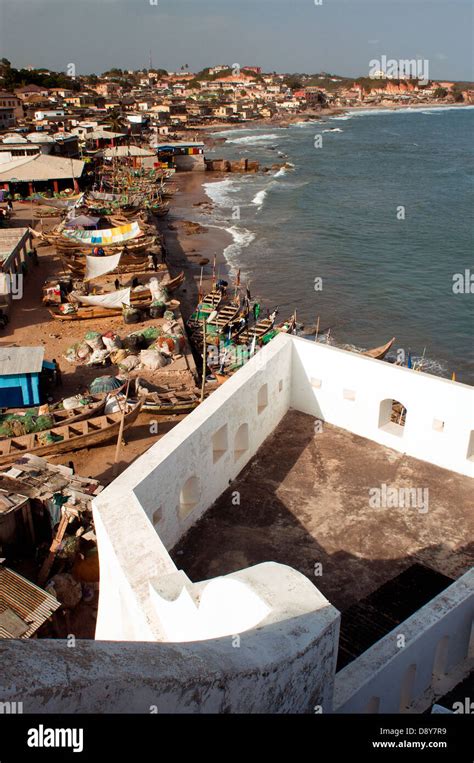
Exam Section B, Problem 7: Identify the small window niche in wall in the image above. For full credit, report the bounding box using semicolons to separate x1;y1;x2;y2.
399;664;417;711
234;423;249;462
212;424;228;464
152;507;162;527
467;431;474;462
343;389;356;401
278;379;283;393
257;383;268;414
379;399;407;437
433;418;444;433
179;476;200;520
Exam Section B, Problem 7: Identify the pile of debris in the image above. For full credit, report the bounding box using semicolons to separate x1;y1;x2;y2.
0;454;102;542
0;455;102;591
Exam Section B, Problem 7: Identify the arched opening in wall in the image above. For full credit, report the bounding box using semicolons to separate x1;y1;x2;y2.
399;663;417;711
365;696;380;714
234;423;249;463
467;431;474;461
257;383;268;414
379;398;407;437
179;476;200;520
212;424;228;463
432;635;450;684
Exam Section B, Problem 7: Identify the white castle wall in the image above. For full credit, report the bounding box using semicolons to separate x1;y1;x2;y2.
334;569;474;713
0;569;339;713
291;337;474;477
1;334;471;713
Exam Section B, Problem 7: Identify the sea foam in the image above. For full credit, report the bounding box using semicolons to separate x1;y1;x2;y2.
225;133;280;145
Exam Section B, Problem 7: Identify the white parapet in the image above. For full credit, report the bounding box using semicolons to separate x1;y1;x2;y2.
291;336;474;477
4;334;468;713
333;569;474;714
88;334;340;712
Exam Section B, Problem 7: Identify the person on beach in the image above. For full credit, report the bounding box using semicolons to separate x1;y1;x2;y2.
253;302;261;322
52;359;62;386
114;278;120;291
152;252;158;271
216;279;228;296
6;199;13;212
269;308;279;327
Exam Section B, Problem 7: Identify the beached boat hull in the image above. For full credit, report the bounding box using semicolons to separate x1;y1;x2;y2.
0;400;143;466
363;336;396;361
0;395;107;438
48;306;124;321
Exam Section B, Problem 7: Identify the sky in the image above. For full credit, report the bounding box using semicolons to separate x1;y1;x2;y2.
0;0;472;81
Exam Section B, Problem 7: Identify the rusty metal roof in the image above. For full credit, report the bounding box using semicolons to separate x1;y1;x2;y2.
0;565;60;638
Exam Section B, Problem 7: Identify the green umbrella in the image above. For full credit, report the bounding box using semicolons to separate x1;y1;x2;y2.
89;375;123;394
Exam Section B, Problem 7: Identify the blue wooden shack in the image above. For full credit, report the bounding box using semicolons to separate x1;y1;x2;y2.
0;347;45;408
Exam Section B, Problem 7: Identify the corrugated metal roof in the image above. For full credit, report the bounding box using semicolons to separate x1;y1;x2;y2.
0;566;60;638
0;346;45;376
0;154;84;182
0;227;31;260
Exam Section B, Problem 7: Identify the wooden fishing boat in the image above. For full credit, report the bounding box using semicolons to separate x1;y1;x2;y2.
208;303;241;330
276;315;297;334
362;337;396;361
0;399;144;466
55;237;157;257
48;305;128;321
63;250;151;269
63;258;150;278
189;303;241;349
0;395;107;439
187;291;223;329
200;291;222;309
51;232;157;256
142;387;202;415
65;272;184;311
235;317;274;345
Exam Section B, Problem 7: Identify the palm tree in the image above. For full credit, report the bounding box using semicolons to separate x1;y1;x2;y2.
107;110;127;133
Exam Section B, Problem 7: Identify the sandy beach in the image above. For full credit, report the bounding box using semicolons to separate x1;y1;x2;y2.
156;171;234;321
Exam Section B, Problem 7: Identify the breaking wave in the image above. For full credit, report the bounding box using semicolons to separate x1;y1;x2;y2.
225;133;280;145
223;225;256;267
203;178;240;206
252;189;267;207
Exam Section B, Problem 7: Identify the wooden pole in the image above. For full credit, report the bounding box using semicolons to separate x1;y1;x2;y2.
200;318;207;402
416;346;426;372
37;509;70;586
113;379;130;476
315;315;320;342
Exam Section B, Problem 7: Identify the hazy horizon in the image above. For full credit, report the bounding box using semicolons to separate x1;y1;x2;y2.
0;0;472;81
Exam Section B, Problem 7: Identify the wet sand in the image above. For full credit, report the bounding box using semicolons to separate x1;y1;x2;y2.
156;171;233;321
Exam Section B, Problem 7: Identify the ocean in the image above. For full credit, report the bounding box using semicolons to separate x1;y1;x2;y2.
200;106;474;383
